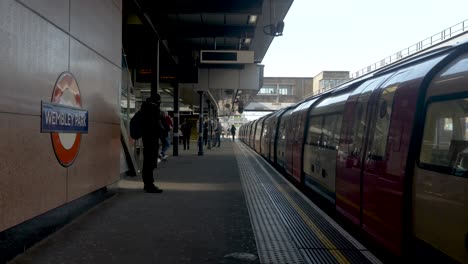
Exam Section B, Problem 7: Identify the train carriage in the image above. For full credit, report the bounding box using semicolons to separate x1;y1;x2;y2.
269;108;292;163
276;107;296;169
286;99;319;182
260;113;276;158
239;34;468;262
254;115;269;154
412;50;468;263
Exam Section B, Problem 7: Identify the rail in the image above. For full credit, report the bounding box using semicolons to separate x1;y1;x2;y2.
351;19;468;79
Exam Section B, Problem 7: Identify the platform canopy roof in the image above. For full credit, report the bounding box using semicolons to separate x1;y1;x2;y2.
123;0;294;116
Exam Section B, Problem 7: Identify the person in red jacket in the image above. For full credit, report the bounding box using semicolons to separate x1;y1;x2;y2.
160;111;173;160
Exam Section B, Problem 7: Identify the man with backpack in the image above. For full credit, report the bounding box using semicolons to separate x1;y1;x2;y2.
139;95;163;193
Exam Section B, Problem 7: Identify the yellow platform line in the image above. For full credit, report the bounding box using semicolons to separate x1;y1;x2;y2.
276;183;351;264
248;148;350;264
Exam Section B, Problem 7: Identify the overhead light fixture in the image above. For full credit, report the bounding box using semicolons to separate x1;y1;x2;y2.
244;38;251;44
248;15;257;24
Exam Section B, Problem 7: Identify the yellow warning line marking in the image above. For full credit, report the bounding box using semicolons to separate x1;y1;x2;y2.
275;183;351;264
245;146;351;264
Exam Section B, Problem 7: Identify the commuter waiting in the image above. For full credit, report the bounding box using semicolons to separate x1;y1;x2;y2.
159;111;172;160
214;118;222;147
180;118;192;150
230;125;236;141
141;95;163;193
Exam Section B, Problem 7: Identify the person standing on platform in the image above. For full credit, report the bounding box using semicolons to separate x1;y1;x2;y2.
160;111;173;160
214;118;222;147
141;95;163;193
178;122;184;145
203;120;209;146
230;125;236;142
181;118;192;150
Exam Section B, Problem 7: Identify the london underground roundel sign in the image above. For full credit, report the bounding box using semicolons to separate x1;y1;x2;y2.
41;72;88;167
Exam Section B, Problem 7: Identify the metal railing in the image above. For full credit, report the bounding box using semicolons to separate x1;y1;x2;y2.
351;19;468;79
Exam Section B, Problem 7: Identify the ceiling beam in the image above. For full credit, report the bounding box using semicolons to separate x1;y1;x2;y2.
165;24;255;38
146;0;263;14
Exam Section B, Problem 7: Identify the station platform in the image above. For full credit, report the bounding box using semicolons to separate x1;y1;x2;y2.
10;139;382;264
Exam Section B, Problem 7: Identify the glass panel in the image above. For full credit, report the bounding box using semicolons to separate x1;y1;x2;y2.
420;98;468;176
368;85;397;160
307;116;323;145
278;85;292;95
349;90;372;157
259;84;276;94
322;115;337;149
333;115;343;149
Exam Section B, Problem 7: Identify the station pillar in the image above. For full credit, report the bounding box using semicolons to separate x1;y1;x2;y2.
197;91;204;156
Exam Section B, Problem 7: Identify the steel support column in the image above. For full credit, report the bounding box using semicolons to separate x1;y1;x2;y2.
172;81;179;156
151;40;159;98
207;100;212;150
197;91;204;156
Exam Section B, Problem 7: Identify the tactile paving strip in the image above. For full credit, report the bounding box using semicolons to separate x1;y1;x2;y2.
236;145;305;264
235;143;381;264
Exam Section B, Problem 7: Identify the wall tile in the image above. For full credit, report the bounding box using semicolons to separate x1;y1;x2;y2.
0;0;69;116
67;122;120;202
18;0;70;32
70;39;120;124
70;0;122;66
0;114;67;232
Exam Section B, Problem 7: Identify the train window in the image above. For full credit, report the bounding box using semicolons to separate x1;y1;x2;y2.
333;115;343;148
322;115;335;148
307;116;323;146
323;114;342;150
419;98;468;176
350;97;369;156
368;85;397;160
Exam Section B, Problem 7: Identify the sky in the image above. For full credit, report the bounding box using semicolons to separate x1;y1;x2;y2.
261;0;468;77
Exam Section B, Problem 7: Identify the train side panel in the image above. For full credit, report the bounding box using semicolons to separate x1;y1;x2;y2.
413;52;468;263
250;120;258;149
291;100;318;182
271;109;288;163
260;115;274;158
303;93;348;203
336;77;384;226
254;116;267;153
277;109;294;169
362;55;455;256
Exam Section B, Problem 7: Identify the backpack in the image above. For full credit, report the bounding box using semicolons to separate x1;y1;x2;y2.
130;110;143;139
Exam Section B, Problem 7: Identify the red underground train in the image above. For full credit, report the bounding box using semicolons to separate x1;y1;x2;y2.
240;34;468;263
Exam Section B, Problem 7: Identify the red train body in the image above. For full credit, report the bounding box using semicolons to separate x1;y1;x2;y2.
239;34;468;263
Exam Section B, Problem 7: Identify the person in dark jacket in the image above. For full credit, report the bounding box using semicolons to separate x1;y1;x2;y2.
230;125;236;141
203;120;209;146
141;95;163;193
180;118;192;150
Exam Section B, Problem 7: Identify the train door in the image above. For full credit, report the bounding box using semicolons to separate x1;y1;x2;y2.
285;112;298;177
291;111;304;182
361;81;401;254
413;53;468;263
272;109;286;164
252;120;259;150
336;76;389;225
285;112;295;172
261;116;269;158
256;117;265;153
293;101;317;183
277;109;293;168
